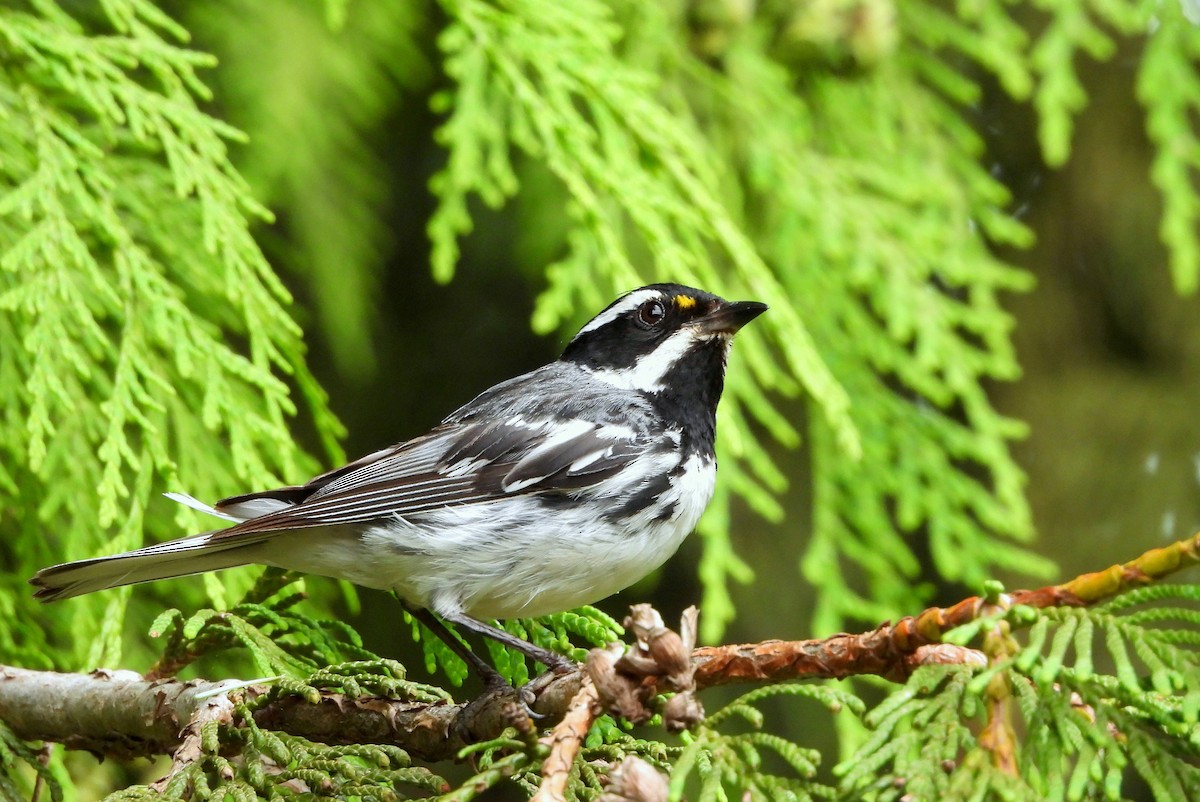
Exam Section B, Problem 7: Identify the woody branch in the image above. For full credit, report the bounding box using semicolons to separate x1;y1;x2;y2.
0;533;1197;766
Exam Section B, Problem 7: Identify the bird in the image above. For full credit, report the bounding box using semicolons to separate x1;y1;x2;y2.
31;283;767;681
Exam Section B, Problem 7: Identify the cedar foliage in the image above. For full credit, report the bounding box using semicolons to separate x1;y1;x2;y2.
1;0;1199;799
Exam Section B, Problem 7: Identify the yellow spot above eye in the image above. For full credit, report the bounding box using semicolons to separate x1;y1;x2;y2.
675;295;697;310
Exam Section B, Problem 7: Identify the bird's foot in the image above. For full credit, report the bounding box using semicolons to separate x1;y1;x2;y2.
453;676;539;746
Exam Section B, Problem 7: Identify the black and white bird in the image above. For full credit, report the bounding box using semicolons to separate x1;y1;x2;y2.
31;284;766;676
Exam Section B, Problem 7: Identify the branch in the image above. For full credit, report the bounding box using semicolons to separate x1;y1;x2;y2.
531;606;702;802
977;602;1019;775
530;678;601;802
0;666;236;761
3;532;1198;765
699;529;1200;686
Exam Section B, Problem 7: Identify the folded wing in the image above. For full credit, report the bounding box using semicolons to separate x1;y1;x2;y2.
209;419;647;537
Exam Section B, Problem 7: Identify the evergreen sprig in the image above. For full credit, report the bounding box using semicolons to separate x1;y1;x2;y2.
836;583;1200;801
668;684;854;802
648;1;1054;635
147;570;374;679
1136;2;1200;293
107;699;449;801
0;0;341;673
187;0;433;377
0;719;59;802
912;0;1200;292
3;1;1200;800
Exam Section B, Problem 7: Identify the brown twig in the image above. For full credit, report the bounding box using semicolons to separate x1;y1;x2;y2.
530;607;704;801
30;743;51;802
696;530;1200;688
150;690;237;792
530;677;602;802
598;756;669;802
976;595;1019;775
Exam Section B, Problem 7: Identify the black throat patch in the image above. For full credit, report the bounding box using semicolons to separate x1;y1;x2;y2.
646;337;729;458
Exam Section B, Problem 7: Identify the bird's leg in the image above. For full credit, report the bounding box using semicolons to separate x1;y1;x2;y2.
440;610;576;674
403;604;510;689
404;604;553;744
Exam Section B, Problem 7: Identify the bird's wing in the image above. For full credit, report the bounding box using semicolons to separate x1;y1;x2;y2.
207;443;413;520
209;419;649;536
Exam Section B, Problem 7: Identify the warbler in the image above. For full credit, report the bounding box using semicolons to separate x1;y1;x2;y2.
31;284;766;677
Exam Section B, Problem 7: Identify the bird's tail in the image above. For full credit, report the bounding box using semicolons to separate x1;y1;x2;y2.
29;533;265;602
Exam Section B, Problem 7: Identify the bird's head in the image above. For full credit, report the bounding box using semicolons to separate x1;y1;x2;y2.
561;284;767;397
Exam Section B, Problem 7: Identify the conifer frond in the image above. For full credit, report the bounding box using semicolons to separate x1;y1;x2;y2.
404;604;623;686
0;719;60;802
188;0;433;377
668;684;842;802
1027;1;1136;166
147;571;374;679
836;579;1200;801
1136;3;1200;294
0;1;340;671
111;696;450;800
489;607;626;684
4;2;1200;800
652;8;1051;635
912;0;1200;292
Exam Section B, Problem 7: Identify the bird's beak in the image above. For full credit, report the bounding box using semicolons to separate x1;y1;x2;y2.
696;300;768;335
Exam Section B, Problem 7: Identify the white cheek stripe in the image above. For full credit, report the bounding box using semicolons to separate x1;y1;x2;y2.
570;289;660;342
586;327;726;393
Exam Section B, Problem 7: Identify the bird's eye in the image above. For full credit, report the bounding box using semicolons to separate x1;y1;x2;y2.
638;300;666;327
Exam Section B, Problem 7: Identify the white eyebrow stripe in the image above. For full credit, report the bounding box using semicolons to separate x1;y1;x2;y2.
570;289;661;341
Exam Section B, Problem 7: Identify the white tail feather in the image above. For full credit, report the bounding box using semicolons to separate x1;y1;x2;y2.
165;491;296;522
164;492;243;522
